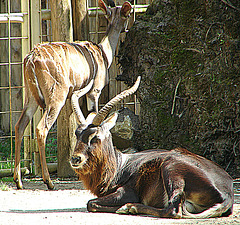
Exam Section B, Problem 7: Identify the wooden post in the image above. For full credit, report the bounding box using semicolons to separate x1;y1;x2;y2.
71;0;89;117
57;100;77;177
49;0;76;177
50;0;73;42
31;0;42;176
21;0;32;172
72;0;89;41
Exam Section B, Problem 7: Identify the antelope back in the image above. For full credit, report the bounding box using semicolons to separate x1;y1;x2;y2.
24;42;107;106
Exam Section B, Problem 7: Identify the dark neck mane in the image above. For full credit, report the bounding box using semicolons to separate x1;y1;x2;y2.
78;136;120;197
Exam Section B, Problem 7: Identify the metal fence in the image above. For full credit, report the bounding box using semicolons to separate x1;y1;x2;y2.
0;0;32;174
0;0;149;176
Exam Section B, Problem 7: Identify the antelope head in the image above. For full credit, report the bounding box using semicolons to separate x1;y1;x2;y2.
70;76;141;172
99;0;132;68
99;0;132;32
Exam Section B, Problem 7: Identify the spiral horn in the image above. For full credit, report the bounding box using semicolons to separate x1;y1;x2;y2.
92;76;141;126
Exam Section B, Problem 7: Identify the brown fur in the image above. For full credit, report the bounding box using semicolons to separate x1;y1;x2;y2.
74;138;118;197
69;75;233;218
71;121;233;218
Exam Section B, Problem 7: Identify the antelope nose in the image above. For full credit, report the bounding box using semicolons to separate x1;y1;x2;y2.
71;156;82;165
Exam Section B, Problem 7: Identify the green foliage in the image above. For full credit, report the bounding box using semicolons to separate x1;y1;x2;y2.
0;138;20;170
0;133;57;170
1;177;13;182
0;177;13;191
45;136;57;163
0;181;11;191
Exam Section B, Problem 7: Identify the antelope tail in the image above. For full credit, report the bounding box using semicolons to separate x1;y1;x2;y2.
182;197;233;218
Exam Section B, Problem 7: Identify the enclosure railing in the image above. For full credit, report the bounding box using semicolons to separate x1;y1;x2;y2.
0;0;30;176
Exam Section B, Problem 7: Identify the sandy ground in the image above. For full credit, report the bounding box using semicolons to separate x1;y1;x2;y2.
0;179;240;225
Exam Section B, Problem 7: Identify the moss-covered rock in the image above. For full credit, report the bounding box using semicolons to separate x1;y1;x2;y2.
118;0;240;177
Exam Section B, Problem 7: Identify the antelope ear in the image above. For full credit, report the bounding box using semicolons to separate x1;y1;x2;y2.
100;112;118;132
99;0;111;17
121;2;132;18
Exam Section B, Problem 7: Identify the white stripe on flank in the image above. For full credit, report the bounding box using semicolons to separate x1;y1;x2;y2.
30;60;44;102
41;46;59;74
47;44;67;78
71;44;87;86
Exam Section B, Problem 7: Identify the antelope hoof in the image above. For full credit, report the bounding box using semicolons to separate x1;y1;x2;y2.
44;179;54;190
116;203;138;215
14;178;23;189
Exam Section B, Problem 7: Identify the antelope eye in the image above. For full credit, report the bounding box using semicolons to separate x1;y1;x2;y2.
88;132;98;145
75;129;81;138
89;135;98;145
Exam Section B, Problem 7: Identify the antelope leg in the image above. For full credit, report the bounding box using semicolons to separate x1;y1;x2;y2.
14;97;38;189
36;102;65;190
117;193;184;219
71;80;94;124
87;186;139;213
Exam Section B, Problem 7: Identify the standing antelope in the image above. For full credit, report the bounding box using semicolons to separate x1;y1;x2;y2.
14;0;132;190
70;76;233;219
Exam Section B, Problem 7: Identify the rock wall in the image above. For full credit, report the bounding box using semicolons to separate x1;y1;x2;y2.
118;0;240;177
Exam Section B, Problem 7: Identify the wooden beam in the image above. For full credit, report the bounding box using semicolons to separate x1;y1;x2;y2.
41;9;51;20
0;13;24;23
88;5;149;17
50;0;73;42
0;163;57;178
31;0;42;176
72;0;89;41
49;0;75;178
21;0;31;173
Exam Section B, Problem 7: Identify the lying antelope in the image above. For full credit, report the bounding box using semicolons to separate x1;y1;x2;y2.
14;0;132;190
70;76;234;218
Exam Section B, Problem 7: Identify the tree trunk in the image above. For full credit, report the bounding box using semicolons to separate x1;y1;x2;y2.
72;0;89;41
71;0;89;118
57;100;77;177
50;0;73;42
50;0;75;177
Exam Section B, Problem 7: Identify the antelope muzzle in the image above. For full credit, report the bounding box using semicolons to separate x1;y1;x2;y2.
70;154;87;169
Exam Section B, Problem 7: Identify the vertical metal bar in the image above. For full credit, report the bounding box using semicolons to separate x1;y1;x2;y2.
95;0;98;43
46;0;52;42
8;0;13;172
31;0;42;176
22;0;31;172
39;0;42;42
133;0;136;22
31;0;42;48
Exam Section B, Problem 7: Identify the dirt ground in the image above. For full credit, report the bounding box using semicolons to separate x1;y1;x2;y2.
0;178;240;225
